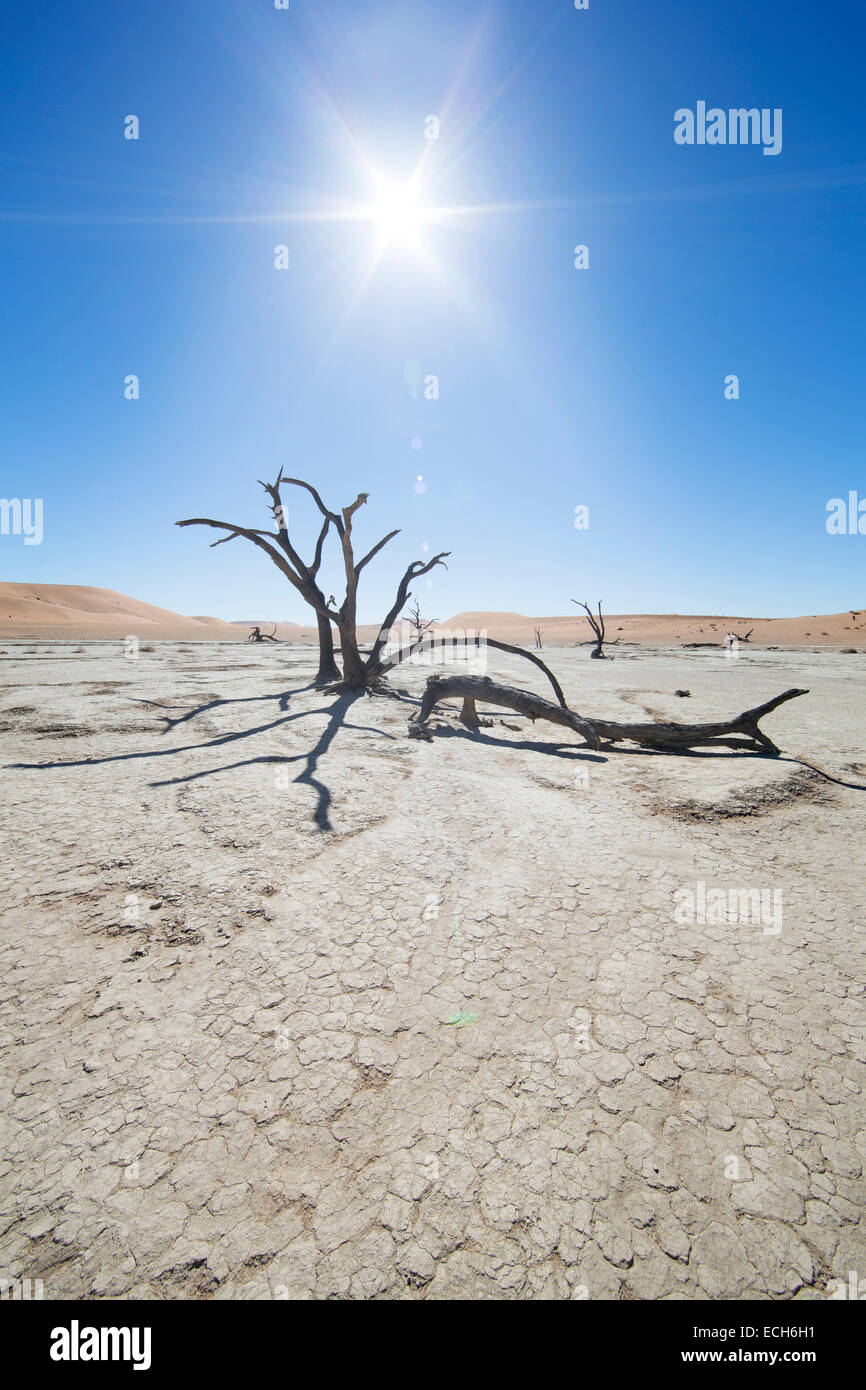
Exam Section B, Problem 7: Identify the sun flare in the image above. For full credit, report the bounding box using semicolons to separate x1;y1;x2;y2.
370;178;426;247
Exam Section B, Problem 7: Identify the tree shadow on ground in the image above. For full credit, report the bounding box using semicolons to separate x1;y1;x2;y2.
422;721;866;789
421;722;607;764
6;687;395;831
151;690;393;829
126;680;320;732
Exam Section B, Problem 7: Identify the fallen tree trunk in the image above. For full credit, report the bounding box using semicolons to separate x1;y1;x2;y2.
411;676;601;748
411;676;809;756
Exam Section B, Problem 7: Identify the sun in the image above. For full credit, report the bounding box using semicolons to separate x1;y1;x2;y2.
370;178;426;248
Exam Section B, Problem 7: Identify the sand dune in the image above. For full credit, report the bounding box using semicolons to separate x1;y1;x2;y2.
1;584;863;647
440;609;866;648
0;585;240;639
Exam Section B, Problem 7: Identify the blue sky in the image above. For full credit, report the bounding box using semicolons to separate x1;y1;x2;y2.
1;0;864;621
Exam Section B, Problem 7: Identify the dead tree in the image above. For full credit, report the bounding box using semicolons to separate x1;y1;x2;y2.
572;599;607;658
412;676;808;757
248;625;279;644
534;628;543;650
728;629;754;643
178;476;448;689
402;600;438;644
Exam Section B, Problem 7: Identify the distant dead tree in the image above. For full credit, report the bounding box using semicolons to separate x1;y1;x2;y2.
572;599;607;658
727;628;754;643
402;599;438;644
534;628;543;650
248;625;278;644
178;474;448;689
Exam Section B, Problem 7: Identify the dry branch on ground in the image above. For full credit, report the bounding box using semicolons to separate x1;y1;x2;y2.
411;674;809;756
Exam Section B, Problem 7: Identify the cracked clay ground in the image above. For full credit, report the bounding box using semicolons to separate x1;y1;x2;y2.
0;640;864;1300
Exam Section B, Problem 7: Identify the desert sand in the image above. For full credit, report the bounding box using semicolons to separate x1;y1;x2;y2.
441;610;866;650
1;637;864;1299
0;585;241;640
2;584;864;650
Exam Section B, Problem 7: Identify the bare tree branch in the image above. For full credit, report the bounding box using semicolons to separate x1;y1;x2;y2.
375;633;567;706
280;476;343;531
177;519;306;591
176;498;342;682
355;529;400;577
257;473;325;585
311;515;330;577
209;528;278;549
365;552;450;677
